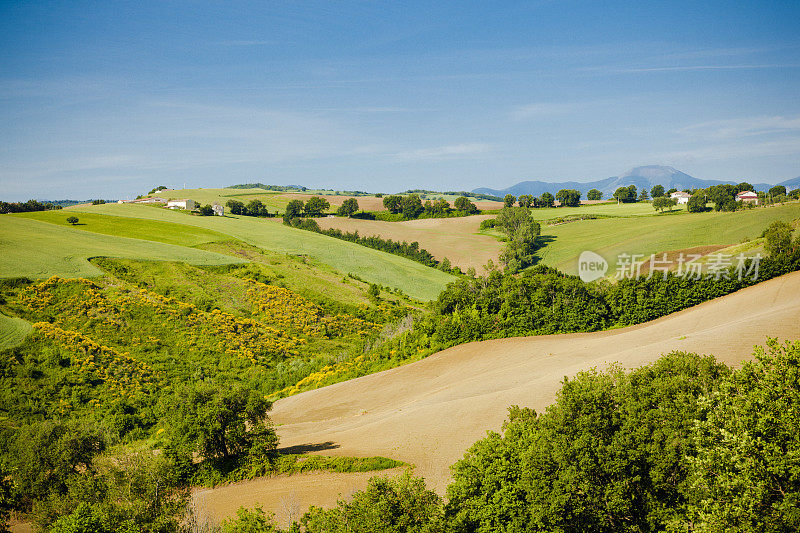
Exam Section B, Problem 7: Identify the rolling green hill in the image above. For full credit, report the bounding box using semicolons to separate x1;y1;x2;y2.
0;216;244;279
67;203;456;301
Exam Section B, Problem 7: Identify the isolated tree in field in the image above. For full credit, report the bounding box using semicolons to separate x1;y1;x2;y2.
503;194;516;207
66;216;78;225
638;188;650;202
226;199;245;215
304;196;330;216
650;184;664;198
337;198;359;217
284;199;304;220
587;189;603;200
539;192;555;208
555;189;581;207
453;196;477;213
382;195;403;214
769;185;787;198
517;194;534;208
652;196;677;213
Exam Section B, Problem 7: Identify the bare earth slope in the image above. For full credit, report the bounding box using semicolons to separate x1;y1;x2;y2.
316;215;502;271
199;271;800;523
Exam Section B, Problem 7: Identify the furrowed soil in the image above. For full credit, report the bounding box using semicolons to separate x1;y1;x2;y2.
197;270;800;527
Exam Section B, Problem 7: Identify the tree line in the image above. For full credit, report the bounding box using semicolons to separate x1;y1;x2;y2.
0;200;63;214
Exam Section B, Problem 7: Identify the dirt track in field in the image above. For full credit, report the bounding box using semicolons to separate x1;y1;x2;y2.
316;214;503;271
197;271;800;527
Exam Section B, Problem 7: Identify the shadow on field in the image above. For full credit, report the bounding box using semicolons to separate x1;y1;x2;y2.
531;235;557;265
278;441;340;455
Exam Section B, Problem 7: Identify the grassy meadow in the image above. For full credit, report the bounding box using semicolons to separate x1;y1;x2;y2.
67;203;456;301
0;216;244;279
536;202;800;274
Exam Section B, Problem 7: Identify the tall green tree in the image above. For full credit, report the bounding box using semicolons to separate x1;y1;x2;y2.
587;188;603;200
401;194;424;219
453;196;477;213
503;194;516;207
304;196;330;216
650;184;665;198
382;195;403;214
539;192;555;208
685;340;800;532
555;189;581;207
336;198;359;217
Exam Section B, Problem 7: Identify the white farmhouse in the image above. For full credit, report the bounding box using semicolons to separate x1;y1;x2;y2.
166;199;196;210
212;204;224;216
735;191;758;204
670;191;691;204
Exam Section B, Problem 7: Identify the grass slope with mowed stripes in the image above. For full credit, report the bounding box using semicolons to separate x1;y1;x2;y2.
0;313;32;350
67;204;456;301
537;202;800;274
0;216;244;279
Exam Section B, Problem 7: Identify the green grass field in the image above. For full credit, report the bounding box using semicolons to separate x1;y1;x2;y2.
17;210;232;247
66;203;456;301
0;216;244;279
148;188;287;209
536;203;800;274
533;201;680;221
0;312;32;349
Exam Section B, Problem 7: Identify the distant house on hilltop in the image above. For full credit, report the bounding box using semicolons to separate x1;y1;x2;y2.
736;191;758;204
670;191;691;204
166;199;196;210
212;204;224;216
131;197;166;204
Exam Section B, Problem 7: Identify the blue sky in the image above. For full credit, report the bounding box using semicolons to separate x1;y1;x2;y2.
1;1;799;200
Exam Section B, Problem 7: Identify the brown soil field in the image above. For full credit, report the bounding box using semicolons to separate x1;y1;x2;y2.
316;214;503;271
197;271;800;527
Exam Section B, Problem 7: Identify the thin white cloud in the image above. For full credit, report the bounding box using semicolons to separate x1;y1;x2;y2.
609;64;799;73
679;115;800;140
512;102;581;120
394;143;491;161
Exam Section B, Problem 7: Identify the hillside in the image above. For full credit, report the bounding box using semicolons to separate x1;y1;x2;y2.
196;270;800;524
474;165;778;198
60;203;457;301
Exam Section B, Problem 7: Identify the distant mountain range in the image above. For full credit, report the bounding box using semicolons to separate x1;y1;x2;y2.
473;165;798;199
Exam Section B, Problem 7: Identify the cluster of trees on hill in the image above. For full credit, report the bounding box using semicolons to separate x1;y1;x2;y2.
0;200;63;214
228;183;307;191
501;190;582;208
216;340;800;533
226;199;277;217
405;189;504;202
382;194;479;220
